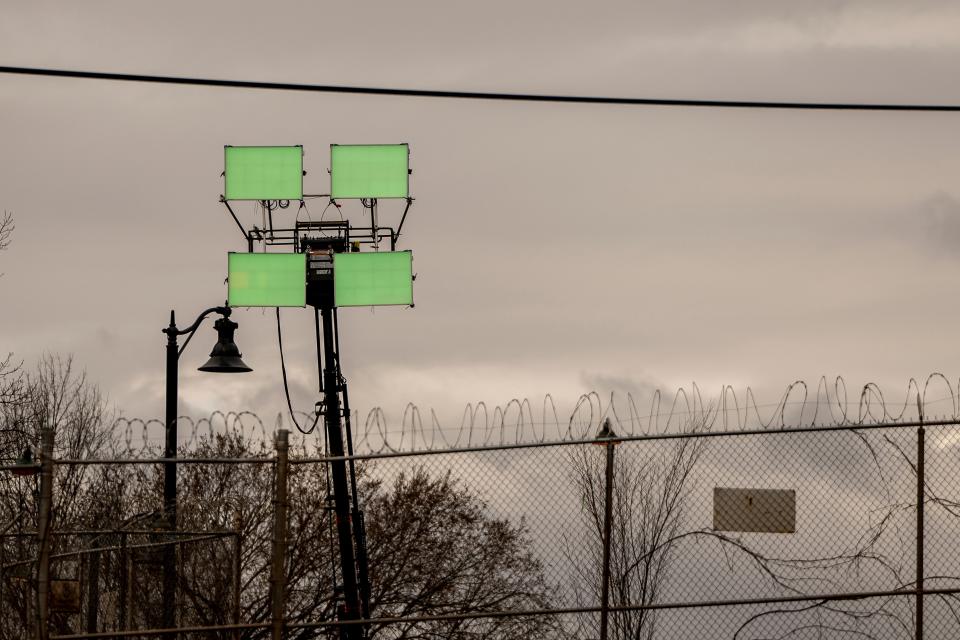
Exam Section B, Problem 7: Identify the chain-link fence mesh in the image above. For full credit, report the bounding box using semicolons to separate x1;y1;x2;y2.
2;422;959;638
1;530;239;639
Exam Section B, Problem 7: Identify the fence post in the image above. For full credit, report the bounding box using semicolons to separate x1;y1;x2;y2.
916;400;925;640
595;418;618;640
270;429;290;640
36;426;54;640
0;532;5;639
86;547;100;633
118;532;128;632
233;525;242;640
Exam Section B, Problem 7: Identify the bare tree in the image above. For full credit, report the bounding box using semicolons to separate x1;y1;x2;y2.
0;211;12;254
0;211;21;409
0;354;113;638
72;430;333;637
567;423;706;640
0;355;113;527
68;431;560;639
564;416;960;639
364;467;561;639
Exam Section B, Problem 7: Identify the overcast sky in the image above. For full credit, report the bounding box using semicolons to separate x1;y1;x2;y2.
3;1;960;441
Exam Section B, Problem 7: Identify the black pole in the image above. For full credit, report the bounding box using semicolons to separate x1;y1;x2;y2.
320;305;363;639
36;427;54;640
18;493;28;639
333;309;371;619
160;304;242;634
85;548;100;633
599;441;615;640
0;532;5;639
118;533;129;632
270;430;290;640
233;529;241;640
163;310;178;634
343;379;371;621
916;424;925;640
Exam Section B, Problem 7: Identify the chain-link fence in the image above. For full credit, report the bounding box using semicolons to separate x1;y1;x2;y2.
1;530;239;639
2;420;959;638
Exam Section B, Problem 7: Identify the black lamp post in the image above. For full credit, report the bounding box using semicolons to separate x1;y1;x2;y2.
3;430;53;639
161;305;251;631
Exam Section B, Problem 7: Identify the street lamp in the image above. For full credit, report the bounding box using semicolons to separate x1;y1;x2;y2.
1;445;40;532
161;305;251;631
11;446;41;478
1;447;40;537
2;429;54;640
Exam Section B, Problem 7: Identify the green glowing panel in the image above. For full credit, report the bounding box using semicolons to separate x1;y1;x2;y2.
228;253;306;307
334;251;413;307
330;144;409;199
224;146;303;201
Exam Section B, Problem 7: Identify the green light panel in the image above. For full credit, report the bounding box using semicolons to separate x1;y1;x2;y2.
224;146;303;201
334;251;413;307
228;253;306;307
330;144;409;199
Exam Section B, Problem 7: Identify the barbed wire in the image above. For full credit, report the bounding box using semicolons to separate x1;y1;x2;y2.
100;373;960;457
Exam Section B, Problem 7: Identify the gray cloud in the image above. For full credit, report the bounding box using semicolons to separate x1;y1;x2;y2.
3;1;960;429
919;193;960;257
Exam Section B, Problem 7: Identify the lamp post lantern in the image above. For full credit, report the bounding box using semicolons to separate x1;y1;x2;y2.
161;305;251;632
2;438;44;639
11;447;40;478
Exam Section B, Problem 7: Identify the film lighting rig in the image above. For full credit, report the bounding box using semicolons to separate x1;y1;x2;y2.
220;144;416;639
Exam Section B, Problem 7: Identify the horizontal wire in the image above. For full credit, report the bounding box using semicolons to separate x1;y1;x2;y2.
306;417;960;463
3;65;960;112
47;587;960;638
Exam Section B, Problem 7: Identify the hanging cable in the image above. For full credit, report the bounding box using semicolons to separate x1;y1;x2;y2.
276;307;321;435
294;200;310;227
314;307;324;399
4;65;960;112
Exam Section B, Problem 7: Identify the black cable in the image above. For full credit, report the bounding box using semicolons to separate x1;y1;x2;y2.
314;307;324;399
276;307;320;435
3;65;960;112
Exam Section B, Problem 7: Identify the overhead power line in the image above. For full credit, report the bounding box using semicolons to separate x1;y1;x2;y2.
2;65;960;112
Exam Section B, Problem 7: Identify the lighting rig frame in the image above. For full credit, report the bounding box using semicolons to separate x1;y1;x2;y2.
220;195;413;254
218;151;414;639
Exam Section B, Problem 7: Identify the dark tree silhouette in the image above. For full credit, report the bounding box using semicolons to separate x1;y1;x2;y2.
27;429;560;639
0;355;113;638
364;467;560;639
